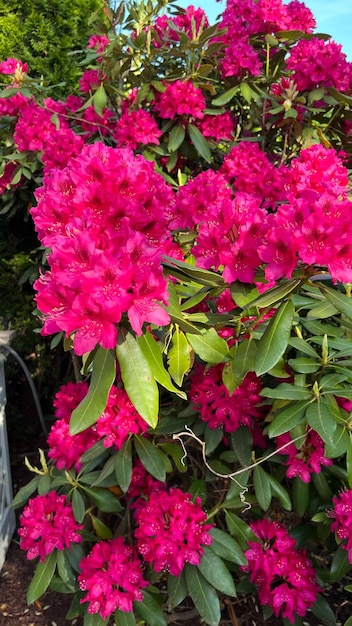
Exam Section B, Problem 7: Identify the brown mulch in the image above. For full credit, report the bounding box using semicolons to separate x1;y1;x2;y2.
2;446;352;626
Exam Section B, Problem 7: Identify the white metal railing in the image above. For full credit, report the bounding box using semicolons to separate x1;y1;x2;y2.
0;345;15;571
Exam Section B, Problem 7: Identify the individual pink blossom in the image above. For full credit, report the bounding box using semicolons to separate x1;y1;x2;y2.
14;102;57;152
282;0;316;32
220;39;262;79
79;69;107;93
42;127;85;174
18;491;82;562
53;381;89;420
197;111;234;142
127;460;166;506
0;57;28;75
151;6;209;46
242;519;319;623
134;487;213;575
0;162;23;194
114;109;161;149
287;38;351;92
96;385;149;449
153;80;206;120
189;365;263;432
328;490;352;563
78;538;148;618
275;429;333;482
87;35;110;54
80;104;115;138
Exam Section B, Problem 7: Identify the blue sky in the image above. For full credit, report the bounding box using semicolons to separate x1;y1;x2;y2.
173;0;352;59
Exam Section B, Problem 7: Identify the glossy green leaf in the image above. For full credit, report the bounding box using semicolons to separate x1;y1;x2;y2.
212;85;239;106
70;348;116;435
230;427;252;467
288;337;320;358
209;527;247;566
93;84;108;117
167;326;192;387
253;465;272;511
268;400;310;438
197;547;236;597
243;279;301;312
232;338;257;379
11;475;39;509
72;488;86;523
114;439;133;492
188;479;207;504
84;613;109;626
185;564;221;626
292;476;309;516
225;511;258;548
266;474;292;511
83;486;122;513
317;284;352;321
330;545;352;582
116;330;159;429
288;357;320;374
311;594;337;625
306;399;337;446
27;550;57;604
255;300;295;375
188;124;212;163
134;589;167;626
307;300;338;319
163;256;224;287
311;472;332;501
167;571;188;610
168;124;185;152
115;609;137;626
261;384;311;400
158;443;188;473
134;435;166;482
138;331;186;399
56;550;76;588
187;328;230;364
90;514;113;540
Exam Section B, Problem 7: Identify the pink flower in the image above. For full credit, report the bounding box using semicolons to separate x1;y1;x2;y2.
79;68;106;93
18;491;82;562
287;38;351;92
153;80;206;120
242;519;319;623
134;487;213;575
328;490;352;563
0;57;28;75
220;39;262;79
96;385;149;449
114;109;161;150
197;111;234;142
78;538;148;618
276;430;332;483
87;35;110;54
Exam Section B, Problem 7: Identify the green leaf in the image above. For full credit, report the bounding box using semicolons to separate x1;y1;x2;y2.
72;488;86;523
83;486;122;513
268;400;310;438
163;256;224;287
93;84;108;117
330;545;352;582
168;124;185;152
27;551;57;604
56;550;76;588
311;472;332;501
243;279;301;312
115;609;137;626
253;466;272;511
167;326;192;387
197;547;236;597
84;613;109;626
230;282;258;308
90;514;113;540
209;527;247;566
306;398;337;446
261;384;311;401
225;511;258;549
292;477;309;516
138;331;186;399
167;571;188;610
188;124;212;163
158;443;188;473
114;439;133;492
288;357;320;374
266;475;292;511
311;595;337;625
185;564;221;626
307;300;338;319
186;328;230;364
212;85;239;106
116;330;159;429
70;347;116;435
232;338;257;379
255;300;295;375
11;476;39;509
318;284;352;321
134;435;166;482
230;427;252;467
288;337;320;358
134;590;167;626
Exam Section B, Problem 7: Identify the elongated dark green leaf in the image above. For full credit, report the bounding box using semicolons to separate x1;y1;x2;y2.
209;527;247;566
186;328;230;364
90;514;113;540
243;279;301;312
134;590;167;626
114;439;133;492
163;256;224;286
84;612;109;626
311;595;337;625
56;550;76;587
116;330;159;429
225;511;258;548
306;399;337;446
70;347;116;435
168;124;185;152
330;545;352;582
27;550;57;604
212;85;239;106
185;564;221;626
288;337;320;358
324;425;350;459
255;300;295;375
253;466;272;511
261;384;311;401
134;435;166;481
115;609;137;626
188;124;212;163
11;476;39;509
138;331;186;399
93;84;108;117
288;357;320;374
167;571;188;610
266;474;292;511
72;488;86;523
232;338;257;379
312;472;332;501
197;547;236;596
317;285;352;321
292;476;309;516
268;400;310;438
230;427;252;467
167;327;192;387
83;486;122;513
307;300;338;319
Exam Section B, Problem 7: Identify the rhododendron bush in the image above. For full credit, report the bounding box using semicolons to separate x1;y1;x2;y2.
5;0;352;624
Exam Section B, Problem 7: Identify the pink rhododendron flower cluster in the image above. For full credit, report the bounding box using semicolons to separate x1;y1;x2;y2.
0;57;28;75
197;111;235;142
87;34;110;54
328;490;352;563
152;5;209;46
31;142;173;354
18;491;82;561
189;365;263;432
152;80;206;120
134;487;213;575
276;429;333;482
79;68;106;93
114;108;161;149
96;385;149;448
127;459;166;505
287;38;352;92
242;519;319;623
78;537;148;618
